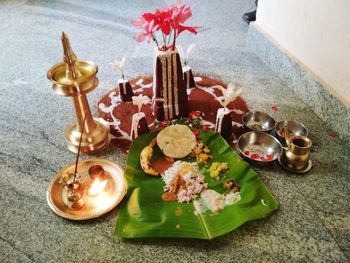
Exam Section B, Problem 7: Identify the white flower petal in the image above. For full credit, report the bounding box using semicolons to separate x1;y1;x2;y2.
110;55;128;76
132;94;150;112
186;43;196;59
215;82;243;108
177;45;185;63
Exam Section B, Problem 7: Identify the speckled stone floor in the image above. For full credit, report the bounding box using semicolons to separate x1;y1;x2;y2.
0;0;349;262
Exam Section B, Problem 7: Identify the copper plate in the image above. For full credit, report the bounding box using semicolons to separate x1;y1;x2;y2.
47;158;126;220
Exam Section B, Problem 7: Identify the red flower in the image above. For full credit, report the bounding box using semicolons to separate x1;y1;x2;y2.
189;111;195;119
131;12;156;29
271;106;278;111
131;17;147;29
132;1;199;50
154;8;173;35
193;129;200;138
177;24;198;36
201;125;209;132
134;20;159;43
251;153;260;159
189;110;202;119
171;2;192;25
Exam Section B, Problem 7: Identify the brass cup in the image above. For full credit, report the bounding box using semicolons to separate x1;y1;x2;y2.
284;135;312;170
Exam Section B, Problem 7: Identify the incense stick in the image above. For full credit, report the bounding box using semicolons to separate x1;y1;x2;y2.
73;113;87;183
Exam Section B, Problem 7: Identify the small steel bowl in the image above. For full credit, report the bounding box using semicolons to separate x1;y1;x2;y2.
237;131;282;166
275;120;308;145
242;111;276;133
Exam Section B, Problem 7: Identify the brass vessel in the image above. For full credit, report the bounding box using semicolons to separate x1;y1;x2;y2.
284;134;312;170
47;32;110;154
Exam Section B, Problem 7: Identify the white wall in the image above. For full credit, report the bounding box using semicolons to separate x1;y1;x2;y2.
255;0;350;107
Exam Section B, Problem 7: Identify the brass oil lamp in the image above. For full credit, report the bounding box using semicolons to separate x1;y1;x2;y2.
47;32;110;154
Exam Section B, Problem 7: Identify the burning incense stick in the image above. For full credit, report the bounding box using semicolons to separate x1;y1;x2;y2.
73;113;87;183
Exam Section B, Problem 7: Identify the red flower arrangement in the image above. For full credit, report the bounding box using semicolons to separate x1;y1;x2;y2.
132;1;198;51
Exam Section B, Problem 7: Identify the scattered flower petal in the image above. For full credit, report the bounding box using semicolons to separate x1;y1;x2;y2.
251;153;260;159
132;94;150;112
201;125;209;132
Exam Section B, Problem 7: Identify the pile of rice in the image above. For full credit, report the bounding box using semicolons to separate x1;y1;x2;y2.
162;161;207;203
194;190;241;214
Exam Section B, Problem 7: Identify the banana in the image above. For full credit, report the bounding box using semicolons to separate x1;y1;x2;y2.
140;139;159;176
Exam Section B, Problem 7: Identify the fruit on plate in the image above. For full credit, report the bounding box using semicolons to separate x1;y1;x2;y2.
140;138;159;176
157;125;197;159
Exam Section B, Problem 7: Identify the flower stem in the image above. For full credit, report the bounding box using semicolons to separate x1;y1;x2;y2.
172;28;177;50
167;30;172;46
152;34;160;50
162;32;166;50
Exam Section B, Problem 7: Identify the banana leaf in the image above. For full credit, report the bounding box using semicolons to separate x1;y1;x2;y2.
115;131;279;239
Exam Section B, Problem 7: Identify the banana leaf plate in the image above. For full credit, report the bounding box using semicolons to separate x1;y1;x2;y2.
115;131;279;239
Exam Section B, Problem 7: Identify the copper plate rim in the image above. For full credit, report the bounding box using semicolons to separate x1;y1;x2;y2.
46;158;126;220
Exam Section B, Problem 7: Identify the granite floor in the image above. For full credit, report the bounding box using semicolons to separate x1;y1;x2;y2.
0;0;349;262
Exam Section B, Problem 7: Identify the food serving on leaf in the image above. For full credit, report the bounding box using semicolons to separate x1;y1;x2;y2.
140;124;198;176
157;125;197;158
138;123;242;214
140;138;160;176
208;162;228;180
190;140;211;163
161;161;207;202
116;130;280;239
160;160;241;213
194;188;241;214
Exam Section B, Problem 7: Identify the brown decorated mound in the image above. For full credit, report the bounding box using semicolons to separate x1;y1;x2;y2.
98;74;249;152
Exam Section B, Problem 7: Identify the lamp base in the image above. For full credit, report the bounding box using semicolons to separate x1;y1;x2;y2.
64;118;111;154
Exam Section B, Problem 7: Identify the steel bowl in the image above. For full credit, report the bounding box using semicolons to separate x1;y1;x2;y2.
275;120;308;145
237;131;282;166
242;111;276;133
